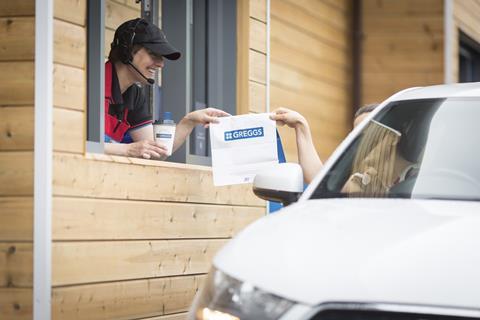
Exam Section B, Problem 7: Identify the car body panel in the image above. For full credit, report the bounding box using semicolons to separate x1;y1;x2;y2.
191;83;480;319
214;199;480;308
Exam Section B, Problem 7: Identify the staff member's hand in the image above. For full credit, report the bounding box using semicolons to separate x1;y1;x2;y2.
270;107;307;129
184;107;230;128
126;140;169;160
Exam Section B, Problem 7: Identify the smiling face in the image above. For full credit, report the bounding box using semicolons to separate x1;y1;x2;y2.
130;46;164;84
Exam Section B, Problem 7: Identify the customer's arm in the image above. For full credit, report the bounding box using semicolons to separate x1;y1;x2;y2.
104;125;169;159
270;108;323;183
172;107;230;152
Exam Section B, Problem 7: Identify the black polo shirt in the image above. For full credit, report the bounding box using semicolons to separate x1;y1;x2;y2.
105;60;153;143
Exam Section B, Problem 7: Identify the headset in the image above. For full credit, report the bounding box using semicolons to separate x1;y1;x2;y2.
112;18;155;84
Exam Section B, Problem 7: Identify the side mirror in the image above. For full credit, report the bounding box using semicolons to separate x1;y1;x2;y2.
253;163;304;206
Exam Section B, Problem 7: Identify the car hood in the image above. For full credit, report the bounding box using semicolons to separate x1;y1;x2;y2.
214;199;480;308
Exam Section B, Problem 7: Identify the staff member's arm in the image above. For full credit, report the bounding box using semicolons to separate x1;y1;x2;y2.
172;107;230;153
104;125;169;159
270;107;323;183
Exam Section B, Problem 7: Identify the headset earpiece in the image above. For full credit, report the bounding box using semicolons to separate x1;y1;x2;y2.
115;18;145;64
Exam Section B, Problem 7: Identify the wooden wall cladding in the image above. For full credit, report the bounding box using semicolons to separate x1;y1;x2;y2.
0;3;34;320
0;107;34;151
0;243;33;288
52;153;263;206
0;198;33;241
54;19;86;69
0;17;35;61
250;0;266;22
0;2;34;17
0;62;34;106
361;0;444;104
54;0;87;26
52;198;264;240
454;0;480;42
0;152;33;196
45;1;267;320
52;275;204;320
238;0;268;115
450;0;480;83
0;288;32;320
53;108;84;153
53;64;86;112
270;0;352;161
53;240;224;285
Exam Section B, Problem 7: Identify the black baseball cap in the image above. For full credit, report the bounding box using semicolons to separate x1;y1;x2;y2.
115;18;181;61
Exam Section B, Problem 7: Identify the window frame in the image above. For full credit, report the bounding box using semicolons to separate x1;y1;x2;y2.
86;0;105;153
162;0;237;165
459;31;480;83
86;0;237;164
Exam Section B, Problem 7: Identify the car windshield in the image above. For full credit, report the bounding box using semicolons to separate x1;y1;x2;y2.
310;98;480;201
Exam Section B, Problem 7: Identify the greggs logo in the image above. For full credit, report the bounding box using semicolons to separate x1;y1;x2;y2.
224;127;264;141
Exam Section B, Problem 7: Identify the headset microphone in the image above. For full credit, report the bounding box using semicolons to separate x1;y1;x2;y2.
128;61;155;85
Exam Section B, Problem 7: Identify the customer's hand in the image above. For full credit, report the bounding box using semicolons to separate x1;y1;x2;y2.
126;140;169;160
270;107;307;129
342;167;378;193
184;107;230;128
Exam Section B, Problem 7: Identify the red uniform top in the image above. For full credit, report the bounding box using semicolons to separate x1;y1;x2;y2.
104;61;152;143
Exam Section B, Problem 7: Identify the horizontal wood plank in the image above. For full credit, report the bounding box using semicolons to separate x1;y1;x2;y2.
271;40;350;87
53;152;264;206
362;72;443;104
53;107;84;154
363;15;443;34
0;152;33;196
249;0;266;22
362;0;442;15
271;0;349;49
283;0;349;31
0;62;34;106
249;18;266;54
53;197;264;240
54;18;86;68
0;107;34;151
361;0;445;106
0;243;32;288
271;18;349;68
0;197;32;241
362;53;443;73
52;275;205;320
270;0;352;161
0;2;34;17
362;33;443;56
105;0;140;30
271;62;349;105
249;50;266;84
249;81;266;113
54;0;87;26
53;63;86;111
324;0;351;12
53;239;224;285
454;0;480;43
0;288;32;320
0;17;34;61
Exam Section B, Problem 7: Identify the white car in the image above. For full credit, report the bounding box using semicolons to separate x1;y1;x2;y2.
189;83;480;320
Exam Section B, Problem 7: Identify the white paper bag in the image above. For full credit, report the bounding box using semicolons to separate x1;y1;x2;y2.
210;113;278;186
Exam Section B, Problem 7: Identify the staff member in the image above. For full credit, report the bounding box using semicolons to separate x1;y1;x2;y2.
105;18;228;159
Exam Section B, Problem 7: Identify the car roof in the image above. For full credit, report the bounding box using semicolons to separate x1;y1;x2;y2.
389;82;480;101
